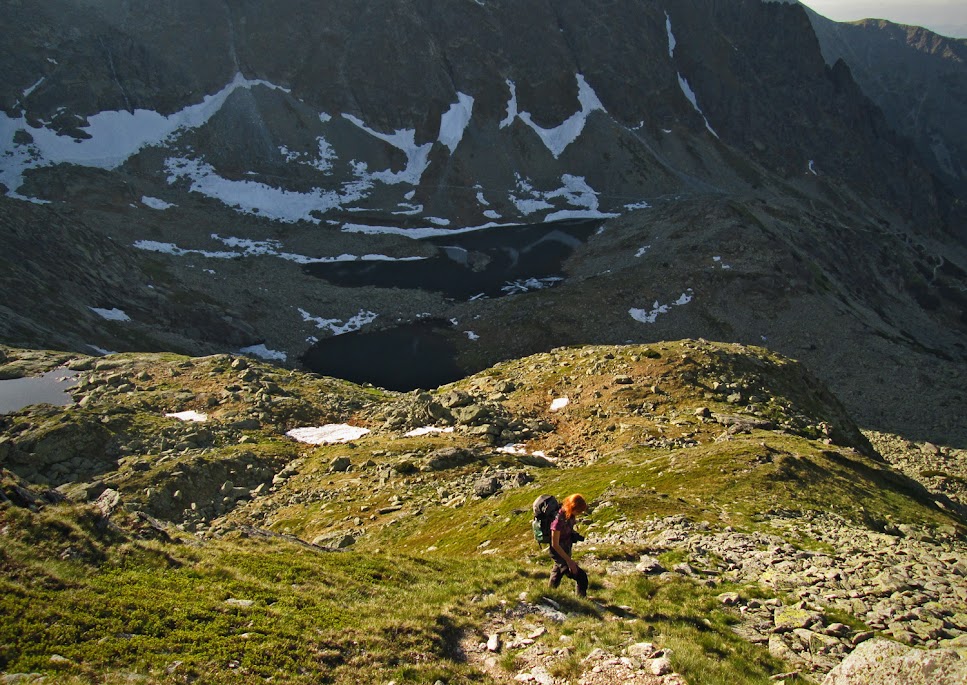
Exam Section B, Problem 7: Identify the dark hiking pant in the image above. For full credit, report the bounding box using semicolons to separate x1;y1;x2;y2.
549;558;588;597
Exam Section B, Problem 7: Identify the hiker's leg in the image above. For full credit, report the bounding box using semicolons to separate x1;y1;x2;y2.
549;561;566;589
573;566;589;597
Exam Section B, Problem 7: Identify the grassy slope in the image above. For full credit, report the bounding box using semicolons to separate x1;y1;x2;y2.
0;341;962;684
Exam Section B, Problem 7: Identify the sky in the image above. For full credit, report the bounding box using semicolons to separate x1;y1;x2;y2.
800;0;967;37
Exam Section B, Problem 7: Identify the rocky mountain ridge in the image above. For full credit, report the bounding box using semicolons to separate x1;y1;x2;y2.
805;8;967;207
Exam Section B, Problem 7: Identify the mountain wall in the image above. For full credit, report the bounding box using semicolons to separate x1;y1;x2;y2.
805;10;967;218
0;0;947;228
0;0;965;445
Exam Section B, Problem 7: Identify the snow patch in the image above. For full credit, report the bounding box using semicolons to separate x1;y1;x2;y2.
141;195;175;210
500;80;519;129
165;410;208;423
164;157;370;224
134;234;422;265
501;276;564;295
239;344;287;362
665;12;677;58
279;137;336;172
341;220;516;240
1;72;288;199
23;77;45;98
438;93;474;154
629;290;693;324
516;74;606;158
87;345;116;356
677;74;718;138
286;424;370;444
299;308;378;336
90;307;131;322
624;200;651;211
393;203;423;216
404;426;455;437
343;114;432;185
497;444;550;460
550;397;570;411
509;173;619;222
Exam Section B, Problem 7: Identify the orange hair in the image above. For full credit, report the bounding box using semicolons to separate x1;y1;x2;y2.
561;493;587;518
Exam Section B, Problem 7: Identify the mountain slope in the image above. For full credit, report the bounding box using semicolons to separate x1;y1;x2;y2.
0;342;965;683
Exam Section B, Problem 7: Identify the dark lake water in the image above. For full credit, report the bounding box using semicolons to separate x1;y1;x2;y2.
0;368;78;413
302;319;465;391
304;218;602;299
301;219;602;390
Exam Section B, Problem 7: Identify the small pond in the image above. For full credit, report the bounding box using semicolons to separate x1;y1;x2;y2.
0;368;79;414
302;320;465;391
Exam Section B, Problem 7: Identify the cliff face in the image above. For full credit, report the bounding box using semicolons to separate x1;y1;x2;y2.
0;0;944;225
806;9;967;217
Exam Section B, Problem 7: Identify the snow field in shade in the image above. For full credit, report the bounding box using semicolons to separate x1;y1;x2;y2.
2;71;651;228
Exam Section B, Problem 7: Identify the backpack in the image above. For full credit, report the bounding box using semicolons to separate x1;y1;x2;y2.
532;494;561;547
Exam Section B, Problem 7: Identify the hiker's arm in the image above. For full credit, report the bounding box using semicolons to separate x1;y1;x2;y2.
551;529;578;574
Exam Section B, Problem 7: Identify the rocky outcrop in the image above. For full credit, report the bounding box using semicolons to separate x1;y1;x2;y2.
0;198;259;357
0;409;115;485
821;638;967;685
466;596;688;685
592;512;967;678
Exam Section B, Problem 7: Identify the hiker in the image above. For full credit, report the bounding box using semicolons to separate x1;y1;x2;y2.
548;493;589;597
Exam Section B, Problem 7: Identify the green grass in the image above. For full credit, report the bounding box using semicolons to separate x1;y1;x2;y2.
358;430;958;564
0;494;818;685
0;503;521;684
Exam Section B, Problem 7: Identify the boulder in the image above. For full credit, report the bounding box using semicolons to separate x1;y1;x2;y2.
312;533;355;549
439;390;473;408
822;639;967;685
328;456;352;472
769;635;801;663
635;555;665;575
474;476;500;498
94;488;122;517
774;605;824;632
626;642;656;658
453;404;492;425
423;447;477;471
647;657;673;676
392;460;419;475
